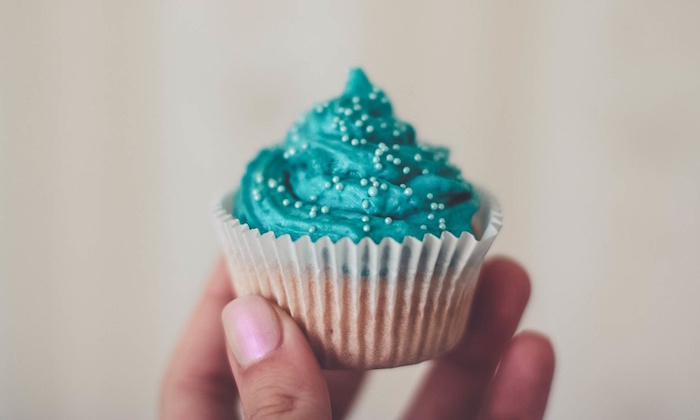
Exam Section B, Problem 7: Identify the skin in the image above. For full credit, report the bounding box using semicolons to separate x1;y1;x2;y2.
160;256;555;420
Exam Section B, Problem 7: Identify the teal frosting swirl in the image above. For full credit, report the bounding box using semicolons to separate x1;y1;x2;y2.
233;68;480;243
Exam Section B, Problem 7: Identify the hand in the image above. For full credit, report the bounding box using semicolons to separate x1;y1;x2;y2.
161;256;555;420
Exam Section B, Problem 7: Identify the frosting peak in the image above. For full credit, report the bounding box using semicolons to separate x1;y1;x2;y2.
345;68;372;94
233;68;479;243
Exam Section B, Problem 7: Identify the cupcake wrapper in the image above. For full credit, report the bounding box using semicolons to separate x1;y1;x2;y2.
213;188;502;369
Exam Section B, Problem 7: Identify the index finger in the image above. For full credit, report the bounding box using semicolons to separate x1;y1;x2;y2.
160;257;238;420
402;257;532;420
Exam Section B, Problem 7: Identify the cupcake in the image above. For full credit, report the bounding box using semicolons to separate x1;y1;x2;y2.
214;68;502;369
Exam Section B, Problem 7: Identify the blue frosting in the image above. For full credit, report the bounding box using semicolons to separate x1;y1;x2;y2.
233;68;480;243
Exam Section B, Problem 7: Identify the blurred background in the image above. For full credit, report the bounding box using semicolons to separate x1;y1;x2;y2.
1;0;699;418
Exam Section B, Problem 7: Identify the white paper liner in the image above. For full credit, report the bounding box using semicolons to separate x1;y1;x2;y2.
213;188;502;369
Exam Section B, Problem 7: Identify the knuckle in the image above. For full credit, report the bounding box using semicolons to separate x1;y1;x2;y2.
247;385;298;420
245;383;329;420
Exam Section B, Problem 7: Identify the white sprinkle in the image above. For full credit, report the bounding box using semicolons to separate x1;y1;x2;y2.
439;203;445;210
420;225;427;230
288;148;296;156
439;223;446;230
379;142;388;151
333;116;340;123
253;195;261;201
342;134;349;142
426;193;434;199
324;182;332;189
375;148;384;156
427;214;435;220
393;144;400;151
362;215;370;222
366;126;374;133
368;186;378;197
309;210;317;218
422;169;429;174
335;183;344;191
352;96;360;103
380;183;388;191
340;126;347;132
372;180;379;187
277;185;285;193
414;153;422;161
309;195;317;201
360;178;368;186
282;199;290;206
393;158;401;165
332;176;340;183
403;167;410;174
373;156;380;164
353;104;361;111
404;187;413;196
363;224;371;232
321;206;329;214
374;163;383;170
393;130;400;136
386;154;394;161
301;143;309;150
370;177;377;182
267;179;277;188
309;226;316;233
439;218;446;223
362;200;369;209
294;201;303;209
360;138;367;144
291;134;299;142
351;139;359;146
400;183;406;188
369;92;377;100
344;109;353;116
385;217;392;224
355;120;363;127
252;188;260;196
381;97;388;103
255;172;264;183
380;122;387;128
430;202;438;210
361;114;369;121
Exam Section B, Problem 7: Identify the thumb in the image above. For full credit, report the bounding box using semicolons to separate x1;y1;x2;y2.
221;295;331;420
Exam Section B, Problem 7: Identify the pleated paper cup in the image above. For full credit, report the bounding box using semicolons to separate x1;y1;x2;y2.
213;188;502;369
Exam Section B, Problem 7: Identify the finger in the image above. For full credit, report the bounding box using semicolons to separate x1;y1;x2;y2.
403;257;531;420
324;370;365;419
482;332;555;420
222;295;332;420
161;257;238;420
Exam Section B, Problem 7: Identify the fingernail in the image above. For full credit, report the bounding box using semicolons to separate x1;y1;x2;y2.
222;296;282;368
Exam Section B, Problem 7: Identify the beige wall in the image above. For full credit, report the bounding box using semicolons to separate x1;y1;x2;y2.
2;1;700;418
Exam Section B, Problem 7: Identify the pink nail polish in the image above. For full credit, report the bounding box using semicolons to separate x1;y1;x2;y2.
222;296;282;367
